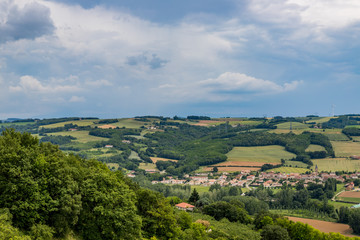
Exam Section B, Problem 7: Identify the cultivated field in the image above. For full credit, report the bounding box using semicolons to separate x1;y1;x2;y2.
284;160;308;168
226;146;296;164
48;131;108;143
275;122;308;130
337;191;360;203
202;166;261;172
129;151;141;160
305;117;336;124
331;141;360;157
267;167;308;174
312;158;360;172
41;119;97;128
139;163;157;170
150;157;178;163
286;216;356;237
306;144;326;152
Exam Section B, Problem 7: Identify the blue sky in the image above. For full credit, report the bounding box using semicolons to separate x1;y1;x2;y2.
1;0;360;119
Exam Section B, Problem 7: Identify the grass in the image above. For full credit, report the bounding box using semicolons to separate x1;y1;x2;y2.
275;122;309;130
108;118;148;128
325;133;349;141
192;185;210;194
329;200;354;209
305;117;336;124
226;146;296;164
284;160;309;168
266;167;308;173
139;163;157;170
312;158;360;172
336;197;360;204
306;144;326;152
353;136;360;141
41;120;97;128
269;209;336;222
106;163;119;170
331;141;360;157
129;151;141;160
48;131;108;143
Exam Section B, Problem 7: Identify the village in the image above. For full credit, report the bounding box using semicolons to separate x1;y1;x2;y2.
142;170;360;191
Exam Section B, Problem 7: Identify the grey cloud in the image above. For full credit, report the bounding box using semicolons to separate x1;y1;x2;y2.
126;53;168;69
0;2;54;43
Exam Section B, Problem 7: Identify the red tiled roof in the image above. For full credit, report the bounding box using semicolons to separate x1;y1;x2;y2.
175;202;195;208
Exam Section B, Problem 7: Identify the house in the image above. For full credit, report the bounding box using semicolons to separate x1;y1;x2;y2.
104;145;113;148
175;202;195;211
346;182;355;191
350;156;360;160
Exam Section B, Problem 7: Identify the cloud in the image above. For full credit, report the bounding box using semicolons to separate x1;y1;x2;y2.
69;96;85;103
152;72;302;102
9;75;81;93
126;53;168;69
86;79;112;87
0;1;54;43
200;72;300;94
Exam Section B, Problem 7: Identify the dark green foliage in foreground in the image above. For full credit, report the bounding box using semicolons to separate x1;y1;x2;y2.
0;129;180;239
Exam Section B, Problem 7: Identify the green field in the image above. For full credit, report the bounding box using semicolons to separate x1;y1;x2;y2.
306;144;326;152
108;118;150;128
129;151;141;160
331;141;360;157
191;185;210;194
336;197;360;204
106;163;119;170
267;167;308;173
226;146;296;164
329;200;355;209
48;131;108;143
324;133;349;141
275;122;309;130
306;117;336;124
139;163;157;170
353;136;360;141
312;158;360;171
284;160;309;168
41;119;97;128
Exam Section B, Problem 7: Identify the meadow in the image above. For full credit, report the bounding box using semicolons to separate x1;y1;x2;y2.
40;119;97;128
275;122;309;130
226;145;296;164
306;144;326;152
267;167;308;173
150;157;178;163
331;141;360;157
312;158;360;171
48;130;108;143
139;163;157;170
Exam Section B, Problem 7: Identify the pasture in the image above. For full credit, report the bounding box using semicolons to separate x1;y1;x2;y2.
129;151;141;160
48;131;108;143
312;158;360;172
226;146;296;164
41;119;97;128
202;166;261;172
306;144;326;152
139;163;157;170
275;122;308;130
267;167;308;173
331;141;360;157
109;118;149;128
284;160;309;168
337;191;360;204
150;157;178;163
305;117;336;124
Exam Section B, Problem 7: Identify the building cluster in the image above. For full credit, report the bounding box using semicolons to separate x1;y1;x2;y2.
144;170;360;189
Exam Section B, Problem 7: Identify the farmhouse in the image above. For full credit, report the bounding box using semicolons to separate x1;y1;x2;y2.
350;155;360;160
175;202;195;211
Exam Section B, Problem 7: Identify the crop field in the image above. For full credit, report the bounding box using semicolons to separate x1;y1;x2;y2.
139;163;157;170
275;122;309;130
312;158;360;172
48;131;108;143
284;160;308;168
286;217;355;237
190;119;260;127
213;161;267;167
306;144;326;152
338;191;360;198
109;118;149;128
306;117;337;124
226;146;296;164
331;141;360;157
325;133;350;141
41;119;97;128
129;151;141;160
202;166;261;172
353;136;360;141
266;167;308;173
150;157;178;163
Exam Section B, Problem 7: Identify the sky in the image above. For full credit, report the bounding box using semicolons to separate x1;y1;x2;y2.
1;0;360;119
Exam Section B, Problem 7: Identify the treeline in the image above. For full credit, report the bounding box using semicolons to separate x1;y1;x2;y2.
39;135;76;145
322;116;359;129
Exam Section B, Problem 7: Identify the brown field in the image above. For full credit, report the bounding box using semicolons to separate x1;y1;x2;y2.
150;157;178;164
287;216;356;237
212;161;277;167
203;166;261;172
98;124;117;129
338;191;360;198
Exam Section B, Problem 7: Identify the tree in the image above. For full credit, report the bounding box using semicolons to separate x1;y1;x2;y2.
349;208;360;234
261;224;290;240
189;189;200;204
213;166;218;173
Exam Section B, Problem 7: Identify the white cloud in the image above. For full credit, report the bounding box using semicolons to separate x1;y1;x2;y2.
9;75;81;93
152;72;301;102
86;79;112;87
69;95;85;102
